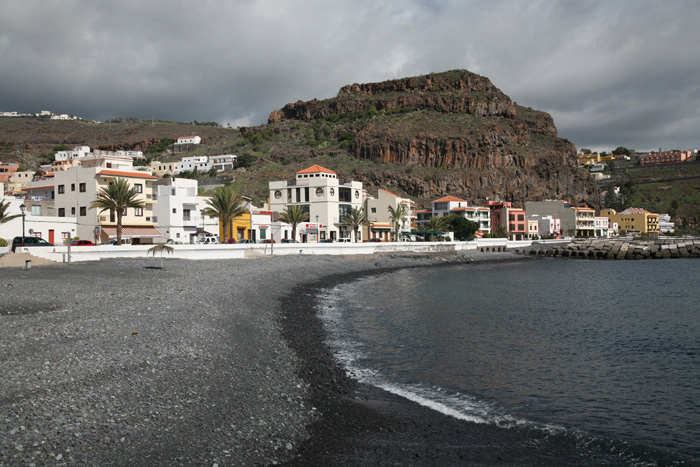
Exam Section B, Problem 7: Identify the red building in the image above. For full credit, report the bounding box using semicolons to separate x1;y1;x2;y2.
484;201;526;239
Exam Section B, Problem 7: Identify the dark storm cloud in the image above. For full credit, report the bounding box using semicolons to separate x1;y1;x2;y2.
1;0;699;152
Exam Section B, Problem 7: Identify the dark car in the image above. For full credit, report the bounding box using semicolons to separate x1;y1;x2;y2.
281;239;299;243
11;236;53;252
70;240;94;246
238;239;255;244
368;238;383;243
259;239;276;244
319;239;334;243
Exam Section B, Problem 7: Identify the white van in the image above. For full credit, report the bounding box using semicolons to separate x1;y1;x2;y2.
338;237;352;243
197;235;221;244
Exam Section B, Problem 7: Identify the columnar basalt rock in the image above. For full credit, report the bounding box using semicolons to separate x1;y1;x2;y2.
267;70;600;208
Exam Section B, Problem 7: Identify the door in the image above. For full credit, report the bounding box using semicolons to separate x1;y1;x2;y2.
48;230;54;244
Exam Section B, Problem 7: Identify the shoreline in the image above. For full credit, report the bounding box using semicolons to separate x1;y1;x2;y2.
278;254;653;466
0;251;522;465
2;252;678;465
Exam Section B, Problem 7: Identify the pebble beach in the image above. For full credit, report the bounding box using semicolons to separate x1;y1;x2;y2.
2;250;644;466
0;251;507;465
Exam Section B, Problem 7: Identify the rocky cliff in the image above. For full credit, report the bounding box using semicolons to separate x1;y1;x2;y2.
267;70;599;208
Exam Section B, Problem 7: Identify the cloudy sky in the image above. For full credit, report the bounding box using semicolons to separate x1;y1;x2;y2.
1;0;699;152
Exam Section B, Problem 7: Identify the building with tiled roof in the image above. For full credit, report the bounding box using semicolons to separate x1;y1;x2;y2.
269;165;363;242
601;208;659;236
54;153;162;244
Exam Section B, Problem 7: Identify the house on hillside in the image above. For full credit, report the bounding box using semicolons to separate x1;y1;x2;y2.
175;136;201;145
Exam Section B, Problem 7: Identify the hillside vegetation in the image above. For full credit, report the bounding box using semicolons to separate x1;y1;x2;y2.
2;70;599;209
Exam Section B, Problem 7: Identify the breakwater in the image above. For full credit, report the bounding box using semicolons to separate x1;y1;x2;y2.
517;238;700;259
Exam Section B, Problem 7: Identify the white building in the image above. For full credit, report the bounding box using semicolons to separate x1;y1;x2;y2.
527;214;562;239
151;178;219;243
54;154;162;244
594;216;611;238
269;165;364;242
431;195;491;235
0;195;78;246
364;188;414;242
209;155;236;172
658;213;675;234
177;156;210;173
175;136;201;145
55;146;92;161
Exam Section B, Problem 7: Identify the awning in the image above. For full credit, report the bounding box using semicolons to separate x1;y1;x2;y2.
102;226;163;238
371;222;393;232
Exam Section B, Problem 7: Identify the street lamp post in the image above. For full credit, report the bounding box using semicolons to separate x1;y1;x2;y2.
20;203;26;247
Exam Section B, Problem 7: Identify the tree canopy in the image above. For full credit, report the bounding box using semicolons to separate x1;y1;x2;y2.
90;178;146;245
444;214;479;240
203;185;248;241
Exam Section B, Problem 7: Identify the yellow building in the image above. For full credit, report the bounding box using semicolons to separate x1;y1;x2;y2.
229;211;252;240
601;208;659;235
576;152;601;165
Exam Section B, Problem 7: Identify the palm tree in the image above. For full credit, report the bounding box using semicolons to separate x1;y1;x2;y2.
0;200;21;225
148;243;174;270
203;185;248;242
426;215;448;241
91;178;146;245
278;205;309;242
342;207;369;242
387;203;409;242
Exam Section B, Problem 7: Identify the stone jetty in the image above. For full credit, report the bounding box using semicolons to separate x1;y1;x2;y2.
517;238;700;260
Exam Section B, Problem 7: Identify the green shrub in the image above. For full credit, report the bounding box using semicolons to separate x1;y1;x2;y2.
282;157;292;165
0;238;7;247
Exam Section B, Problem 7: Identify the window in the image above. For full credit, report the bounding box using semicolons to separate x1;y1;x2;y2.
518;214;524;222
58;208;65;217
371;207;376;213
80;207;86;216
79;183;86;193
71;183;75;192
172;208;177;214
31;205;41;215
134;207;143;216
71;207;76;215
58;185;65;194
135;183;142;193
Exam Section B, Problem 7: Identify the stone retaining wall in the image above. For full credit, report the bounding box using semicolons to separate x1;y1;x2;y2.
517;238;700;260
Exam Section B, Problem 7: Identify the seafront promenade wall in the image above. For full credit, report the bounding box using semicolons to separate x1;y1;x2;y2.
14;238;535;263
517;237;700;260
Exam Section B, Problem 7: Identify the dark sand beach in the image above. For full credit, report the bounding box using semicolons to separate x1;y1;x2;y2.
0;251;641;465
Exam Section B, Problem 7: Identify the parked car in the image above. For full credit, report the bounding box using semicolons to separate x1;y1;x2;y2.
259;239;276;244
319;239;334;243
197;235;221;244
337;238;351;243
105;238;132;245
238;239;255;244
281;239;299;243
70;240;94;246
11;236;53;252
368;238;383;243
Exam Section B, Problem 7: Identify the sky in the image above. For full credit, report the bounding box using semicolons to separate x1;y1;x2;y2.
1;0;699;153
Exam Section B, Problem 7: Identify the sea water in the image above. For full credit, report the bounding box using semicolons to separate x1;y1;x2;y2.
318;258;700;465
